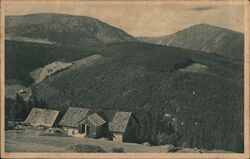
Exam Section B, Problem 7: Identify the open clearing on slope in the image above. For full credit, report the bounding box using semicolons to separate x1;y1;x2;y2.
179;63;208;73
5;84;27;99
5;84;32;101
30;61;73;84
73;54;105;69
30;54;104;84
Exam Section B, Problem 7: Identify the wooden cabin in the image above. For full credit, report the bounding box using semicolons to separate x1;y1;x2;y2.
105;111;138;143
24;108;59;127
58;107;89;137
59;107;138;143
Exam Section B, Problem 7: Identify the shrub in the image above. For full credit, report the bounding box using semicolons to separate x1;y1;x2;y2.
74;144;106;153
112;147;124;153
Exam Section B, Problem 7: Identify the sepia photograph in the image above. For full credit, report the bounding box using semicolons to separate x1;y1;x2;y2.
0;0;249;158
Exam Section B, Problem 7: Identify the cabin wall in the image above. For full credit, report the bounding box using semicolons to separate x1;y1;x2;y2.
113;132;123;142
62;127;85;138
96;126;100;138
123;116;138;143
89;123;96;138
85;121;101;138
88;124;105;138
96;125;105;138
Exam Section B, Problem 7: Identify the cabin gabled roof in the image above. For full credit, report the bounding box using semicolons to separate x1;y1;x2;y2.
87;113;106;126
59;107;89;128
25;108;59;127
108;112;132;133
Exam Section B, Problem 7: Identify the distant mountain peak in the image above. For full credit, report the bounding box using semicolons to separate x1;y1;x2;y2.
192;23;215;27
186;23;241;33
139;24;243;59
5;13;137;47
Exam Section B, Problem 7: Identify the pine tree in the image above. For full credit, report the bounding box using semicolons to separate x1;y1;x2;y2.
15;93;28;120
32;95;39;108
10;94;18;124
39;98;48;109
43;99;48;109
27;100;32;112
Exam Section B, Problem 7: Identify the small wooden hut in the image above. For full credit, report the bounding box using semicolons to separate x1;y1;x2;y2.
24;108;59;127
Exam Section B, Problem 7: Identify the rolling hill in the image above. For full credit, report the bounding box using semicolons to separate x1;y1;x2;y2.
33;42;244;152
5;13;137;47
138;24;244;59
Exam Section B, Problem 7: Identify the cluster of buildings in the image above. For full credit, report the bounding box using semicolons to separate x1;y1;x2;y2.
24;107;138;143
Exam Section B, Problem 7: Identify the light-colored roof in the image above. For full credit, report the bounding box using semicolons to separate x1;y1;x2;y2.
59;107;89;128
108;112;132;133
24;108;59;127
87;113;106;126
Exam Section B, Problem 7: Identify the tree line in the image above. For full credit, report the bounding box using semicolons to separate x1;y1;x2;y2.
5;93;48;129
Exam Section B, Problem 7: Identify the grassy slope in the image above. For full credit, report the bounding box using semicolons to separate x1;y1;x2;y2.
5;129;170;152
33;42;244;152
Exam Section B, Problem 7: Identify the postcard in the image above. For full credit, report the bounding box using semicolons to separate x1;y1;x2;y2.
1;0;249;158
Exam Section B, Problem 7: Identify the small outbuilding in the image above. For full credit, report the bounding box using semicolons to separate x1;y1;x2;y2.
79;113;106;138
24;108;59;127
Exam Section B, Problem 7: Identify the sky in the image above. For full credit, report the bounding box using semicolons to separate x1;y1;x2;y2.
5;1;244;37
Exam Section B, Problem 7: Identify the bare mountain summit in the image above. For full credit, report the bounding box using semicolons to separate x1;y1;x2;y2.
6;13;137;47
139;24;244;59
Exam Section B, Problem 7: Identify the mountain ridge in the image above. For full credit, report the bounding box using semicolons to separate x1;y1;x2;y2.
138;23;244;59
6;13;138;47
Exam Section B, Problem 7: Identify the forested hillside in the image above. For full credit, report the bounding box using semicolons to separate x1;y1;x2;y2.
33;42;244;152
5;40;102;85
